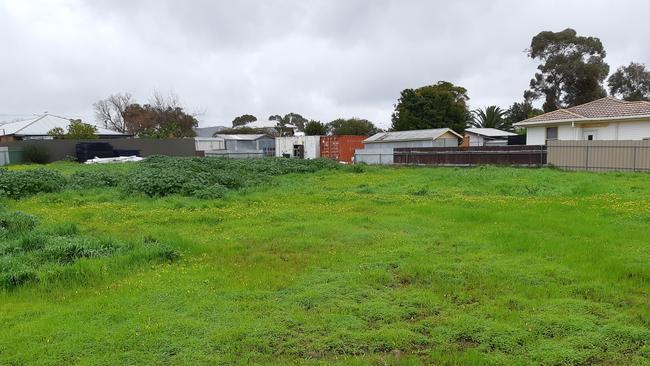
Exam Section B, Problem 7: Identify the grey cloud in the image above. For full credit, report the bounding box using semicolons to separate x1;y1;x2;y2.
1;0;649;128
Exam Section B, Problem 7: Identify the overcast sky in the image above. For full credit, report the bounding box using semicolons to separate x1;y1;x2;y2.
1;0;649;128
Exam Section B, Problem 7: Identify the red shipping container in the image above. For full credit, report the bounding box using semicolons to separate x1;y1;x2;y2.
320;135;366;163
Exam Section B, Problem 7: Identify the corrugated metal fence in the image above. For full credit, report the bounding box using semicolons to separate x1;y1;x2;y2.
547;140;650;172
394;145;547;166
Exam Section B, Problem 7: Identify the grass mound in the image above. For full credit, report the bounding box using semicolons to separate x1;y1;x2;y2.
0;209;179;290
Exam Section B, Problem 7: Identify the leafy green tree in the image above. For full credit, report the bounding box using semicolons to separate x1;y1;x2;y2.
391;81;470;132
504;101;543;125
65;120;98;139
232;114;257;127
328;118;380;136
269;113;308;131
47;127;66;139
469;106;512;130
304;121;328;136
527;28;609;112
608;62;650;101
123;103;197;138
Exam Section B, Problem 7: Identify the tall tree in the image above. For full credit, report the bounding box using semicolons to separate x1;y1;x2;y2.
608;62;650;101
469;106;511;130
527;28;609;112
504;100;543;125
269;113;308;131
93;93;133;133
304;121;328;136
232;114;257;127
391;81;470;132
328;118;380;136
100;92;198;138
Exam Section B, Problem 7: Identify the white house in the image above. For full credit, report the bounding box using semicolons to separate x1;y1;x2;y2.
464;128;517;146
514;97;650;145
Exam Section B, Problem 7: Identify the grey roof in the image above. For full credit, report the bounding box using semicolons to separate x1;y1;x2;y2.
364;128;462;143
193;126;227;137
465;128;517;137
0;114;126;136
213;134;271;141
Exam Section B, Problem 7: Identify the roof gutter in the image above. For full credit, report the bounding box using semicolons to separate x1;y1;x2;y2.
514;114;650;127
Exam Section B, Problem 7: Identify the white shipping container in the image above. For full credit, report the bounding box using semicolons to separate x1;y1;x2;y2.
275;136;321;159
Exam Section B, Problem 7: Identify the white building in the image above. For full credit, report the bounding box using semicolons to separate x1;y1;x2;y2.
514;97;650;145
464;128;517;146
275;136;321;159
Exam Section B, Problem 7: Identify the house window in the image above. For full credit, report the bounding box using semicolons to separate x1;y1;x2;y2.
587;135;594;141
546;127;558;141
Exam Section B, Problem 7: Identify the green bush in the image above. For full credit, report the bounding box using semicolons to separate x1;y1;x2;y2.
0;169;67;199
23;145;50;164
69;170;124;189
0;211;181;290
124;156;339;198
0;211;38;236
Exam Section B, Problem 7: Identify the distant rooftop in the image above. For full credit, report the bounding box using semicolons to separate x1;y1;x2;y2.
364;128;462;143
465;128;517;137
0;114;126;136
515;97;650;126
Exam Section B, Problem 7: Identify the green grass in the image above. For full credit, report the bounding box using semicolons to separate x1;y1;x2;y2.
1;163;649;365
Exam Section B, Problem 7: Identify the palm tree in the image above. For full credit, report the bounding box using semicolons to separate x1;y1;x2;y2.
469;106;511;131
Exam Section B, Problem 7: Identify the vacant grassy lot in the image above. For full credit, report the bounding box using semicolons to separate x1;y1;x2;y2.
1;161;649;365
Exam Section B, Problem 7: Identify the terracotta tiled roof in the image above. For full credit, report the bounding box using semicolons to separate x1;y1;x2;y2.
516;97;650;125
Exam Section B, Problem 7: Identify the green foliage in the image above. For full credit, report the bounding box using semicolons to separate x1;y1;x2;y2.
391;81;470;133
608;62;650;101
505;100;543;124
527;28;610;112
123;103;197;138
328;118;380;136
124;156;339;198
47;127;66;139
303;120;328;136
231;114;257;127
0;215;179;290
469;106;511;130
66;120;98;139
0;211;38;237
23;145;50;164
69;170;123;189
0;169;67;199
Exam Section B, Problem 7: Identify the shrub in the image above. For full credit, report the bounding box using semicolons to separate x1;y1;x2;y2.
193;184;228;199
0;211;38;236
0;169;67;199
23;145;50;164
69;170;124;189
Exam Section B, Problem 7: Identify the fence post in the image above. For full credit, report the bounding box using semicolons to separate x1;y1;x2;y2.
585;144;589;171
633;146;637;172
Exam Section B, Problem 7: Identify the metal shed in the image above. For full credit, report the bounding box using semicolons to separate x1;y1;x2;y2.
208;134;275;158
355;128;461;164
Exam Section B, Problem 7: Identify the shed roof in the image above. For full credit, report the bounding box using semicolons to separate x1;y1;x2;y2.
514;97;650;126
364;128;462;143
238;120;297;129
465;128;517;137
213;134;271;141
0;114;125;136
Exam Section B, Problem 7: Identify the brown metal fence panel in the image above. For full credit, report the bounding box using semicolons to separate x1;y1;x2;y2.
547;140;650;172
394;146;547;166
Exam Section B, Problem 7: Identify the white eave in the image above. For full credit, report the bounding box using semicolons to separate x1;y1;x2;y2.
513;114;650;127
